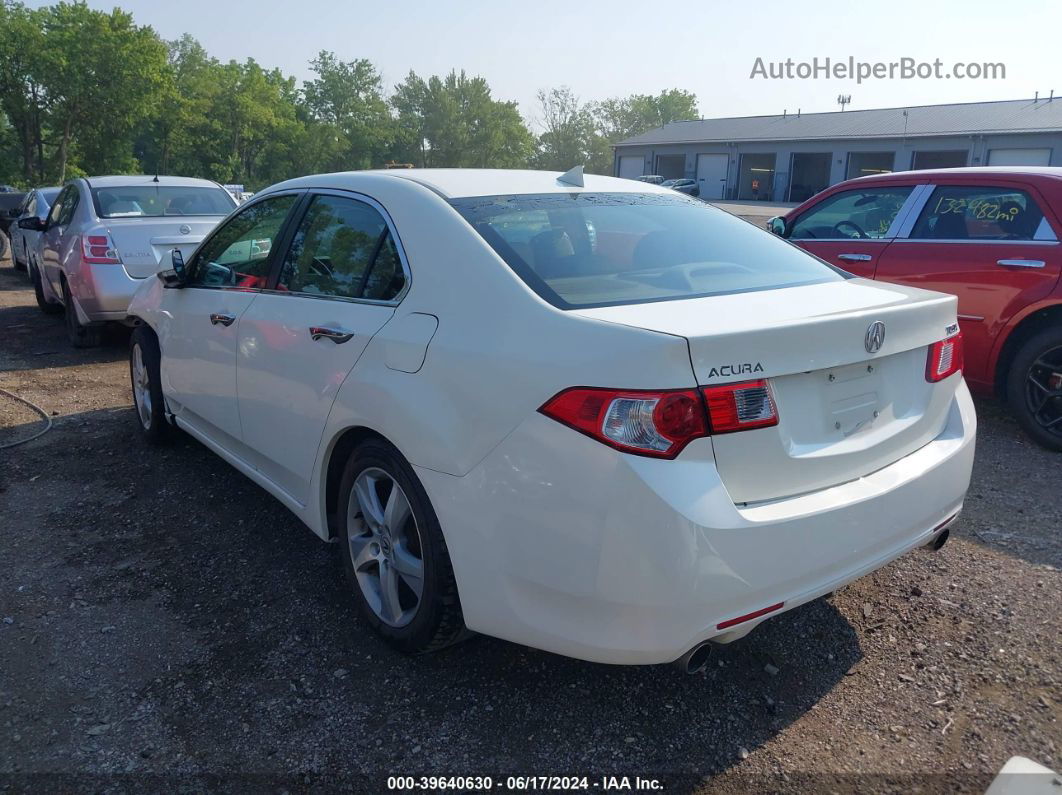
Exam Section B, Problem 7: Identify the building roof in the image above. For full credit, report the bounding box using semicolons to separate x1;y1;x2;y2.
614;97;1062;147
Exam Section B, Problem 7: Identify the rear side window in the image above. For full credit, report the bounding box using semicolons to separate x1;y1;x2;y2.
277;195;405;301
910;185;1051;241
55;186;79;226
789;187;913;240
91;185;235;218
450;192;844;310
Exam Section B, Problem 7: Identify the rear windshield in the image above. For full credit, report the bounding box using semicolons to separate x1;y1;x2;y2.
91;185;235;218
450;192;846;309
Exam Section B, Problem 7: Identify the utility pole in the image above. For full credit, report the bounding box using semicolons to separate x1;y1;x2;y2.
837;94;852;112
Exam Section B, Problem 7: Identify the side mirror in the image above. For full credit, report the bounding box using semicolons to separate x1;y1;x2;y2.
157;248;187;288
767;216;788;237
17;216;45;231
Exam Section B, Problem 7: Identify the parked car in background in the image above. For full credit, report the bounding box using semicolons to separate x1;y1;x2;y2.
9;186;61;274
661;178;700;197
20;175;236;346
126;168;973;670
0;188;28;263
768;167;1062;450
635;174;664;184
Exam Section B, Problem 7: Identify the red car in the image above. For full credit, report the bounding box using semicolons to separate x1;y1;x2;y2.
768;167;1062;450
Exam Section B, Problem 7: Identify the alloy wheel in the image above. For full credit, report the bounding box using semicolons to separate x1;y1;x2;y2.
1024;344;1062;439
131;343;152;430
347;467;425;627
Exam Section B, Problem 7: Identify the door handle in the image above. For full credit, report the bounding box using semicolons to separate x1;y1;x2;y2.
838;253;873;262
309;326;354;344
997;259;1045;269
209;313;236;327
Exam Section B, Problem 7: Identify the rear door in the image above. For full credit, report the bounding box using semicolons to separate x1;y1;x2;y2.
236;191;408;504
160;193;300;453
39;185;79;295
787;183;924;278
874;180;1062;390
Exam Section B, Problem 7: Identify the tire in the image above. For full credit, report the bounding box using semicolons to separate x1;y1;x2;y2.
337;438;466;654
31;260;62;315
61;278;102;348
129;326;170;444
1005;326;1062;452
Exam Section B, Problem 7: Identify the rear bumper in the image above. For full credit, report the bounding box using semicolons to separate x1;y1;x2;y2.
69;263;147;321
416;380;976;665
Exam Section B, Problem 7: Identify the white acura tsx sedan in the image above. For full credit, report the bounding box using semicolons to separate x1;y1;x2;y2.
126;168;975;671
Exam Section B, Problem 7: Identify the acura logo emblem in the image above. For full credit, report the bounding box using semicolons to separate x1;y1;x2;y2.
865;321;886;354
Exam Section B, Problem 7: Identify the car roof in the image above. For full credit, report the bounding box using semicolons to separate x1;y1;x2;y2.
849;166;1062;184
79;175;225;189
266;168;674;199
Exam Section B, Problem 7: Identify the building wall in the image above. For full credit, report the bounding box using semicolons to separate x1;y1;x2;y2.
613;131;1062;201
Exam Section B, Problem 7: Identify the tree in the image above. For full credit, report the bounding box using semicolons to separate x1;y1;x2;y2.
596;89;699;143
0;2;47;183
301;51;392;171
532;87;610;174
391;70;534;168
37;2;169;181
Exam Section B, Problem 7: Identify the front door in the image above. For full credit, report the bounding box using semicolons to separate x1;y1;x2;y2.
787;184;918;278
161;193;300;452
236;192;408;504
874;182;1062;390
696;154;728;200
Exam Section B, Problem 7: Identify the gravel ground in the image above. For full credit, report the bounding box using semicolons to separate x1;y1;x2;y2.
0;257;1059;794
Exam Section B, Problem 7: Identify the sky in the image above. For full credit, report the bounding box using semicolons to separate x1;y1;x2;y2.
27;0;1060;127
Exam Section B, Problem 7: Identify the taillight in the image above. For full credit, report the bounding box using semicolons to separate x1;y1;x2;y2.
926;333;964;382
702;379;778;433
539;387;708;458
80;230;121;265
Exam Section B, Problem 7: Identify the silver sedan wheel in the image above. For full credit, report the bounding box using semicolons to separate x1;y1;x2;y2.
131;344;152;430
347;467;425;628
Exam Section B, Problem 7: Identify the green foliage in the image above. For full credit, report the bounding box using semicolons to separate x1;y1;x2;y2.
0;1;697;189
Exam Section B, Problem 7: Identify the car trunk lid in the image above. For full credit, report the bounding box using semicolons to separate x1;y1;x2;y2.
572;279;961;503
103;217;221;279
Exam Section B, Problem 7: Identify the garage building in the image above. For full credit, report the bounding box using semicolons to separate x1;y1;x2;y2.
613;97;1062;202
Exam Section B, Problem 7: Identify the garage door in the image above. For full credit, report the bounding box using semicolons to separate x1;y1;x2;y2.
618;155;644;179
987;148;1052;166
696;154;729;200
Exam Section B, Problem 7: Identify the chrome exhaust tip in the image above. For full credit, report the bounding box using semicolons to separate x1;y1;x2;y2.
673;642;713;675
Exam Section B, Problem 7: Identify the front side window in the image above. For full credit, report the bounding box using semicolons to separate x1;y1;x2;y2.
187;195;297;288
910;185;1049;241
789;187;913;240
91;185;235;219
277;195;405;301
450;192;845;310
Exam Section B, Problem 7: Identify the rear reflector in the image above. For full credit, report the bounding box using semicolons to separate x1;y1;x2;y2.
702;379;778;433
926;333;964;382
717;602;785;630
539;387;708;458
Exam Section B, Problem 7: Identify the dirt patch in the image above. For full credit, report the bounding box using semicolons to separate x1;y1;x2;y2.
0;260;1059;792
